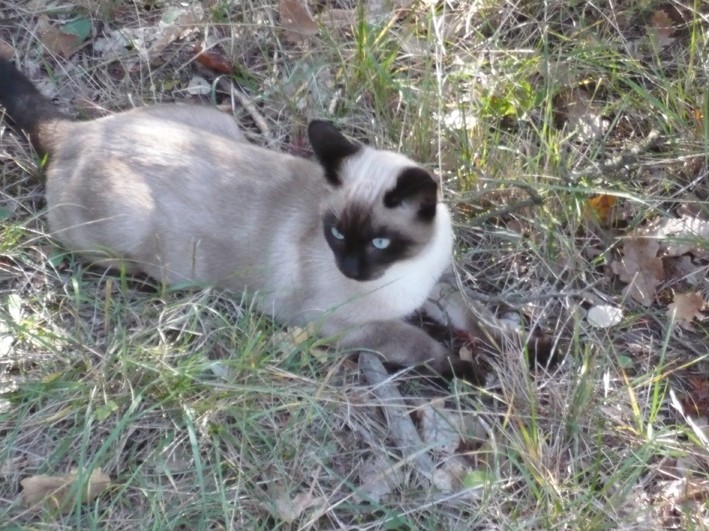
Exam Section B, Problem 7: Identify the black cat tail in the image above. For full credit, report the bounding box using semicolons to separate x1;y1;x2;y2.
0;57;67;153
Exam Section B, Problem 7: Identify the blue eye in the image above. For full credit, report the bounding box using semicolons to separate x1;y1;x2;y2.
331;226;345;240
371;237;391;250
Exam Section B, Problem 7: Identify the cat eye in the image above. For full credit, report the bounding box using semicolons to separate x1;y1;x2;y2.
371;237;391;250
330;226;345;240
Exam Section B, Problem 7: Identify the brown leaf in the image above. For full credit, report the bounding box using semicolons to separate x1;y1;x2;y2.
355;454;403;503
193;45;233;74
682;376;709;417
585;194;618;226
279;0;318;43
267;485;323;523
667;291;706;325
611;237;664;306
555;88;607;140
40;25;83;59
21;468;111;512
649;9;676;39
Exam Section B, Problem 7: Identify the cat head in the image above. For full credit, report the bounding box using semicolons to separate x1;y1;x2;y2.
308;120;446;282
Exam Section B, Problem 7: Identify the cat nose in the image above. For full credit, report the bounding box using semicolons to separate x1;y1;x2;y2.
340;255;366;280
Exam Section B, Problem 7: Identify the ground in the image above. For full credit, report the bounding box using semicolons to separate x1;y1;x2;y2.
1;0;708;529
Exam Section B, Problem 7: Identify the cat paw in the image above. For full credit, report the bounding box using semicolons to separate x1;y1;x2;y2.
440;357;489;386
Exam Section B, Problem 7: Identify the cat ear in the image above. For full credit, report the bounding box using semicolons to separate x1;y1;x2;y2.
384;167;439;221
308;120;360;186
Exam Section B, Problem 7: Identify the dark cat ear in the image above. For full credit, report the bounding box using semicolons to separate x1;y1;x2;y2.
384;167;439;221
308;120;360;186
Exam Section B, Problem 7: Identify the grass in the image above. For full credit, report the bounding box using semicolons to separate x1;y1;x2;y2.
1;0;709;528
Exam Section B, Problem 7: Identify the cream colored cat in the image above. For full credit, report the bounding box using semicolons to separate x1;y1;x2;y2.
0;57;516;381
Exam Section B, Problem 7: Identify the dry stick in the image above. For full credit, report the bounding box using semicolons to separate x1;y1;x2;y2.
464;182;544;227
358;353;435;479
568;128;662;183
216;77;274;145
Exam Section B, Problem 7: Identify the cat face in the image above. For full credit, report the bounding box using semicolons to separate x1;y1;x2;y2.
308;121;440;282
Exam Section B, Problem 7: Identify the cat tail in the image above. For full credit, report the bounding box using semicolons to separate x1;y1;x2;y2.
0;57;68;154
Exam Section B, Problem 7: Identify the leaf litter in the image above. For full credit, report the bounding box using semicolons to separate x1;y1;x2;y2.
20;468;111;513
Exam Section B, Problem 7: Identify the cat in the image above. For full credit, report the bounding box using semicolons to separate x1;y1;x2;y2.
0;56;524;383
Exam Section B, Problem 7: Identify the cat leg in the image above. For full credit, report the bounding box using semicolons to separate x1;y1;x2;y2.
421;268;554;365
334;320;486;384
421;269;513;346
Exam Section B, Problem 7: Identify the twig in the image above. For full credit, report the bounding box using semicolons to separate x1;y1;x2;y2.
215;76;274;145
567;128;662;183
358;353;435;479
459;278;604;307
458;182;544;226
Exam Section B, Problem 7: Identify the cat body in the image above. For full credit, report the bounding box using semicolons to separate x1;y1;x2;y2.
0;57;483;378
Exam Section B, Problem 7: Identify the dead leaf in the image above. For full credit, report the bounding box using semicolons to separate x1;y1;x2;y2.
272;325;329;362
611;237;664;306
681;376;709;418
279;0;318;43
419;400;462;455
143;5;203;64
667;292;706;325
268;485;323;523
585;194;618;226
649;9;676;46
431;456;484;500
40;25;84;59
187;76;211;96
458;344;473;362
587;305;624;328
355;453;403;503
21;468;111;512
649;215;709;259
664;255;707;287
556;88;608;141
193;45;233;74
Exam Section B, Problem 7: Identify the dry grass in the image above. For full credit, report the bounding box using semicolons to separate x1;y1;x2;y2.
1;0;709;529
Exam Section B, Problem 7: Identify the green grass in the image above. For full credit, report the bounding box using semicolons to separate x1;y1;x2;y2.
1;0;709;528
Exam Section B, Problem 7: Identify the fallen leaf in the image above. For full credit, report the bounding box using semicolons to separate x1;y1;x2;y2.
6;293;23;324
648;9;676;47
40;25;84;59
556;88;608;141
458;344;473;362
187;76;211;96
585;194;618;226
462;469;493;489
587;305;624;328
193;46;233;74
62;17;92;42
611;237;664;306
650;215;709;259
272;325;329;362
419;401;462;455
355;453;403;503
430;457;483;500
667;291;706;325
267;485;323;523
664;255;707;287
681;376;709;417
92;28;133;60
21;468;111;512
279;0;318;43
144;5;203;64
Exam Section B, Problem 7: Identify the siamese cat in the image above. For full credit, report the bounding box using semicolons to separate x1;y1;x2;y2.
0;57;512;382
